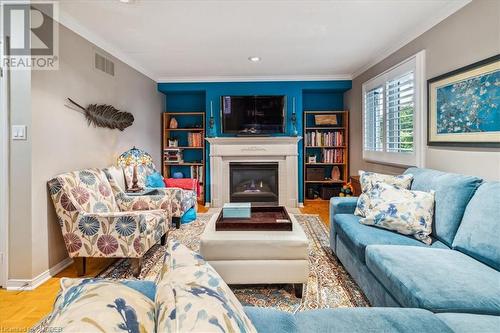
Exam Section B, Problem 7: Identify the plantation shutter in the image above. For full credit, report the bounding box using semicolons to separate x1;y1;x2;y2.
364;86;384;151
385;72;414;152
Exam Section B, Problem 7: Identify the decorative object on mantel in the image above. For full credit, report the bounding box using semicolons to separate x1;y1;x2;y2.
208;100;216;137
117;146;154;193
291;97;298;136
428;54;500;147
169;117;178;129
66;98;134;131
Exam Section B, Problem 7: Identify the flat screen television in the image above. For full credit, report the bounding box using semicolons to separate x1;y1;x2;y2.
221;95;285;135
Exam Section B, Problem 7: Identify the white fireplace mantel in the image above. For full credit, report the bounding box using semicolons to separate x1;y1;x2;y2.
206;137;302;208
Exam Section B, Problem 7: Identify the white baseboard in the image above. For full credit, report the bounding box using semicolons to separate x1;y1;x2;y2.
6;257;73;291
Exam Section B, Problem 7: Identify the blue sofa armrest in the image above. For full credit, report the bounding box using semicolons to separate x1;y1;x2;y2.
329;197;359;253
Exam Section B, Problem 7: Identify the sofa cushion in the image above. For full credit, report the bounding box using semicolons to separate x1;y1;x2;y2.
360;183;435;245
295;308;454;333
244;306;298;333
436;313;500;333
354;171;413;217
366;246;500;315
404;167;482;246
156;241;257;333
48;278;156;333
244;307;454;333
335;214;447;263
452;181;500;271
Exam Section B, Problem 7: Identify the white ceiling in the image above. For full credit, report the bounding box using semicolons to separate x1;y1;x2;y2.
57;0;470;82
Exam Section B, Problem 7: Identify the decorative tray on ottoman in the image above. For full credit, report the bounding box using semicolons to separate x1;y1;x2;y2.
215;206;292;231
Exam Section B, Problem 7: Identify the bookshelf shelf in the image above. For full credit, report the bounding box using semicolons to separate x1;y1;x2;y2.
165;128;204;131
303;110;349;200
162;111;206;204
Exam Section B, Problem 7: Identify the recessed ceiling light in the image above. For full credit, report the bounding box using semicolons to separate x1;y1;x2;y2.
119;0;134;3
248;56;261;62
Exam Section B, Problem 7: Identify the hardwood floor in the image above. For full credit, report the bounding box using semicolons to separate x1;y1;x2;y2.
0;201;327;330
300;199;330;227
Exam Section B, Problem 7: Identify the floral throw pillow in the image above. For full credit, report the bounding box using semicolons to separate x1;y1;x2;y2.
360;182;435;244
156;241;257;333
354;170;413;217
48;278;156;333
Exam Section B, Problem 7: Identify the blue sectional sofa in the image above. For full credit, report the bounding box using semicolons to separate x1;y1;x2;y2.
329;167;500;315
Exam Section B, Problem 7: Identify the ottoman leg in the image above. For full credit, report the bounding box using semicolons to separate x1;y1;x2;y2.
160;233;167;246
293;284;303;298
172;217;181;229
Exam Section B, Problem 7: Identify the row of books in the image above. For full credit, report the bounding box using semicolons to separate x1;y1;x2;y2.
190;165;203;184
188;132;203;147
306;131;344;147
322;149;344;164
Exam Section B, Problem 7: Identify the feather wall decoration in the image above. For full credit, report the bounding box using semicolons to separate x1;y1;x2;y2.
66;98;134;131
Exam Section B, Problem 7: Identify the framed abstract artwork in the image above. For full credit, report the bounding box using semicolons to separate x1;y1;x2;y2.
427;54;500;147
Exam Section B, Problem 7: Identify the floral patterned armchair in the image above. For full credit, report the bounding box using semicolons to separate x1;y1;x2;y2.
47;168;170;277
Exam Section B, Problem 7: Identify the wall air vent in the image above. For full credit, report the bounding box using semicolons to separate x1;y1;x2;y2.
94;52;115;76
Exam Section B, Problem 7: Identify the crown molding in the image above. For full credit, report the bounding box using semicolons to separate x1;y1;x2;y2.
157;74;352;83
352;0;471;79
58;8;157;82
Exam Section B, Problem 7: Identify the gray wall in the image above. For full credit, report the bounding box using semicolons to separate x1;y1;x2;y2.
8;69;33;279
345;0;500;179
9;23;164;280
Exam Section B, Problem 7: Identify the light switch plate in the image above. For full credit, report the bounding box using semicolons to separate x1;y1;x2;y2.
12;125;27;140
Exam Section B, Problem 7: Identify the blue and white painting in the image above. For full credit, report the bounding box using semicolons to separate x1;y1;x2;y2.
436;70;499;134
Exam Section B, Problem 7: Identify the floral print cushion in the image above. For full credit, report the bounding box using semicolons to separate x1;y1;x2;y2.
355;170;414;217
156;242;258;333
359;182;435;244
48;278;156;333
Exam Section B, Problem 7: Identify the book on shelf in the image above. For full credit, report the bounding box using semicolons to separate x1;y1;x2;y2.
306;131;343;147
188;132;203;147
321;149;344;163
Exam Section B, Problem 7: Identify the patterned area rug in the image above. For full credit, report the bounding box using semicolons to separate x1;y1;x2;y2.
97;212;369;312
30;213;368;332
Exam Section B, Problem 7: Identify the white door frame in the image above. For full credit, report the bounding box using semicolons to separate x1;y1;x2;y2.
0;35;10;288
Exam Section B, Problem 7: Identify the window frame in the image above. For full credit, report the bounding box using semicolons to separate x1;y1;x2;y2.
362;50;426;167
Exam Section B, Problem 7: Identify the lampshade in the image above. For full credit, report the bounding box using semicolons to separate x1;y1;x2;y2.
117;146;154;168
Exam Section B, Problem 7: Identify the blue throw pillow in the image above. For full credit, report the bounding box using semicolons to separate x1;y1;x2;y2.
181;207;197;224
146;172;165;188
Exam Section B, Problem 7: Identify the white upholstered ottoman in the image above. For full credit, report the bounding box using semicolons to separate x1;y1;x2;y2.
199;209;309;297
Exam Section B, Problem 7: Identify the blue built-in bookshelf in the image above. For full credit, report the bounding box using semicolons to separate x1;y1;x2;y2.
158;80;352;203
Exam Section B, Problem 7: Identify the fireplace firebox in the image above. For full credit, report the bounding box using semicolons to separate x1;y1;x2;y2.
229;162;279;205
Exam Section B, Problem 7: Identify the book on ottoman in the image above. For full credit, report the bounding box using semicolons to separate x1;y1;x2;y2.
223;202;251;218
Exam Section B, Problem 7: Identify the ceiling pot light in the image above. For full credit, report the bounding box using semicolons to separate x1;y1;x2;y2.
119;0;134;3
248;56;261;62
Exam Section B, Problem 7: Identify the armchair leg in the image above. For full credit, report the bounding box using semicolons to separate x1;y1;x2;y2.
160;233;167;246
75;257;86;276
131;258;143;277
172;217;180;229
